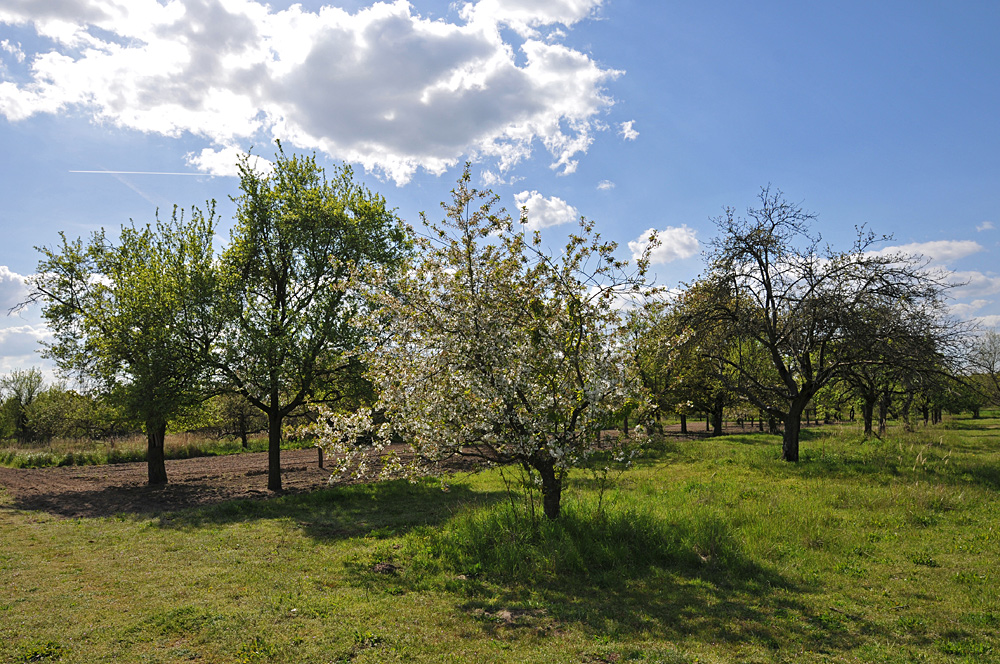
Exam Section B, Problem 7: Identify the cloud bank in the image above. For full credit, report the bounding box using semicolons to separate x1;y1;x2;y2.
0;0;618;184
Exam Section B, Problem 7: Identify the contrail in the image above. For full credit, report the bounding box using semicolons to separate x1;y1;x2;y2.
69;170;218;176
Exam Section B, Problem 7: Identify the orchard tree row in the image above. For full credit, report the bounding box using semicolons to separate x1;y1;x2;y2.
15;148;999;519
630;187;996;461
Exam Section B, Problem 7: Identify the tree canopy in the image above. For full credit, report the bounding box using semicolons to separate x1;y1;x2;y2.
25;208;218;483
212;146;409;491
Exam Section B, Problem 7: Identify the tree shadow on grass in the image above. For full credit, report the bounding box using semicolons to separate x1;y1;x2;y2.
155;477;508;542
341;504;884;655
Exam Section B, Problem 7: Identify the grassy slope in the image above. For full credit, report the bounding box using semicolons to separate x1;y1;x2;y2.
0;418;997;663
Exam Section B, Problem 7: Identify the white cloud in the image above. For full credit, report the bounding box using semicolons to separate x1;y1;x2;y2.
948;299;991;319
0;323;50;360
1;39;25;63
619;119;638;141
596;179;615;190
874;240;982;264
948;270;1000;300
461;0;604;38
0;266;28;313
186;146;273;177
974;314;1000;329
977;221;994;232
629;226;700;264
0;0;620;184
514;190;578;230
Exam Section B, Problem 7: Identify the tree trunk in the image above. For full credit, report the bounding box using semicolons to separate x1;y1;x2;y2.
878;395;889;437
535;458;562;520
901;391;915;432
782;397;809;462
679;414;687;434
712;397;724;437
267;409;283;492
768;416;779;434
146;418;168;485
238;412;249;449
862;399;875;437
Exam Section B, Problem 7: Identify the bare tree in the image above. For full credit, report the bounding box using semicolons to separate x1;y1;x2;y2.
689;187;957;461
967;329;1000;405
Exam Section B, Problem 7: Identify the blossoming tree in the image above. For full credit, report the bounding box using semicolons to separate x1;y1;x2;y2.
310;168;655;519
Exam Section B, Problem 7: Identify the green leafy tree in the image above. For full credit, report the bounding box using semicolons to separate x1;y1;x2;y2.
214;147;409;491
24;209;218;483
308;168;654;520
0;367;45;442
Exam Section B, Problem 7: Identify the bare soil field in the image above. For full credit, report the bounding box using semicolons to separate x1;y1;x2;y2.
0;448;336;518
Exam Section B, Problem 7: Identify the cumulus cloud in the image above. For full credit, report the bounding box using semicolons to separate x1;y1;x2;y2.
186;146;273;177
0;323;50;360
974;314;1000;329
0;266;28;312
977;221;994;232
873;240;982;264
0;39;25;63
948;270;1000;300
948;299;991;319
461;0;604;38
596;179;614;190
0;0;620;184
514;190;578;230
629;226;700;264
619;120;638;141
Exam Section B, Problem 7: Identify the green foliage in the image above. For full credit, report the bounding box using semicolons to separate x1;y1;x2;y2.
27;206;219;482
214;145;409;490
0;368;44;442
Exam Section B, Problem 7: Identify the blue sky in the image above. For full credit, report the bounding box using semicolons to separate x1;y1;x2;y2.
2;0;999;375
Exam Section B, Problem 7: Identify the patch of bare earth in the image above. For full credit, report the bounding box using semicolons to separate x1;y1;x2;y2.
0;445;482;519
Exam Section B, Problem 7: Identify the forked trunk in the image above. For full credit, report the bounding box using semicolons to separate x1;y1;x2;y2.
146;418;168;485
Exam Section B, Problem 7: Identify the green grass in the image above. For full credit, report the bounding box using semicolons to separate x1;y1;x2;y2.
0;433;317;468
1;416;998;662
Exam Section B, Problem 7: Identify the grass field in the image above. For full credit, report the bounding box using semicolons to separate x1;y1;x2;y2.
1;417;998;663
